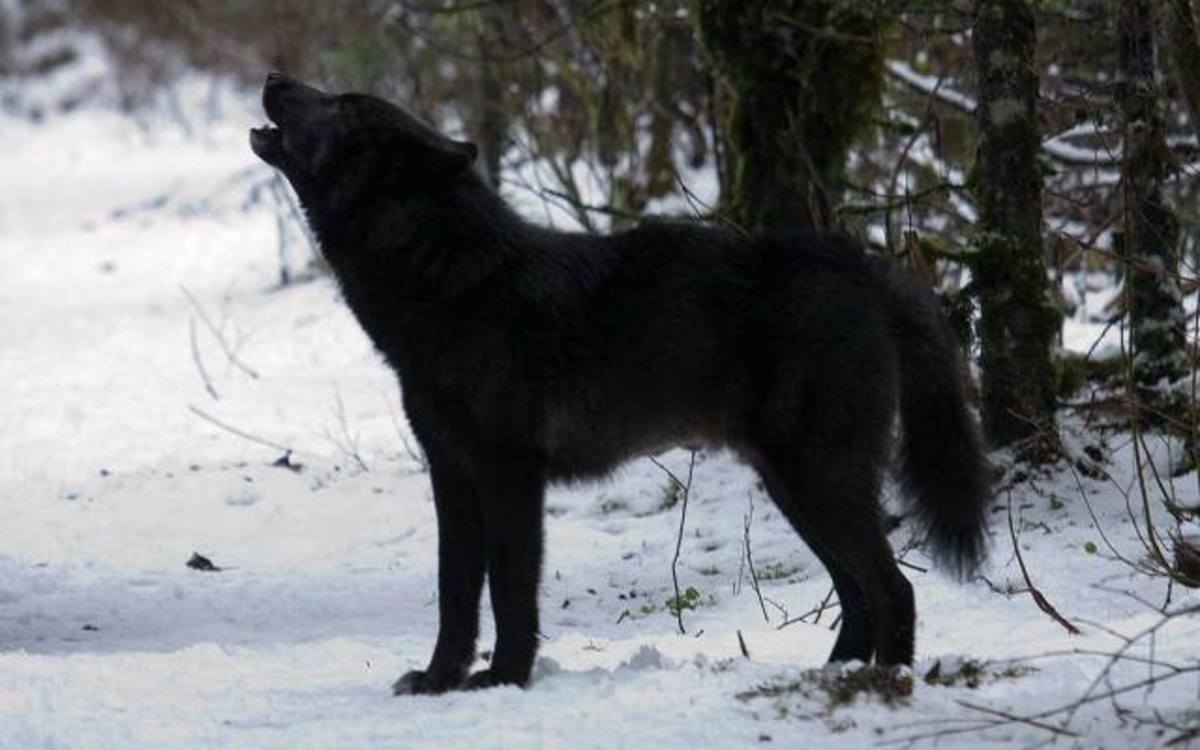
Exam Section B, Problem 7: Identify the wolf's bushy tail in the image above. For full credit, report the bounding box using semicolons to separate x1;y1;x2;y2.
872;260;992;577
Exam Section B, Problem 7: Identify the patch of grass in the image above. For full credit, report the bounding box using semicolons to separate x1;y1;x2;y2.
1021;519;1053;535
923;658;1034;688
665;586;701;616
756;559;803;582
659;479;683;510
736;665;914;714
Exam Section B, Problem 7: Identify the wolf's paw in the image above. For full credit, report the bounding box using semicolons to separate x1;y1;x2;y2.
392;669;463;696
464;668;527;691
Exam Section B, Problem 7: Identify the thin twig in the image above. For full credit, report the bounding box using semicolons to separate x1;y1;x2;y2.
1006;490;1081;635
324;388;369;472
188;404;295;454
742;493;770;623
955;699;1081;738
776;585;838;630
188;317;219;400
649;450;697;635
180;286;260;380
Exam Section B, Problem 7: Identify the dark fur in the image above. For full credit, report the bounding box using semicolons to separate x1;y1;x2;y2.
250;73;991;694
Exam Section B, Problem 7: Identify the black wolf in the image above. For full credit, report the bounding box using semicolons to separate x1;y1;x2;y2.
250;72;991;694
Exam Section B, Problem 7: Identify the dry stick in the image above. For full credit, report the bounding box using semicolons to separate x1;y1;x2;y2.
890;658;1200;746
648;450;697;635
674;175;748;237
1083;315;1122;362
539;188;643;223
884;71;945;258
188;317;219;400
325;389;369;472
954;699;1081;739
736;629;750;659
1136;430;1185;526
188;404;295;454
180;286;260;380
888;606;1200;746
1111;320;1161;563
1129;401;1175;574
1005;490;1081;635
776;585;838;630
383;394;428;473
742;493;770;623
542;154;596;233
811;585;837;626
1097;317;1170;568
1058;603;1200;728
1007;645;1188;672
1051;403;1171;573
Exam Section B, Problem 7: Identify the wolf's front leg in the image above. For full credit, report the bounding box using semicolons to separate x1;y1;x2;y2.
465;458;545;690
393;458;485;695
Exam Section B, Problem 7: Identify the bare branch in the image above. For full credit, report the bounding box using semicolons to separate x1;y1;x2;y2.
188;317;219;400
1006;491;1082;635
180;286;260;380
188;404;294;454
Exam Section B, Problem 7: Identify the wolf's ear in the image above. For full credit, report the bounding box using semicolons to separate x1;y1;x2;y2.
432;138;478;174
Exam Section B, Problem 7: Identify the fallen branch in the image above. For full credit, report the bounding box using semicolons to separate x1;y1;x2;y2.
188;317;219;400
955;699;1080;738
1006;490;1081;635
188;404;295;454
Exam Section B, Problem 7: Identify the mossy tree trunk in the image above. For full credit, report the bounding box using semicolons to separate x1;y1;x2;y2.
692;1;884;231
1163;0;1200;137
1119;0;1188;393
971;0;1059;454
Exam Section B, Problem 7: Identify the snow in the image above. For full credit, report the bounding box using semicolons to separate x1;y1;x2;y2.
1;83;1198;748
886;60;976;115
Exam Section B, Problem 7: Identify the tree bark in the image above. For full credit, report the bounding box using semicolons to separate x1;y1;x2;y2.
692;1;884;231
471;6;512;190
1119;0;1187;392
1162;0;1200;139
971;0;1059;453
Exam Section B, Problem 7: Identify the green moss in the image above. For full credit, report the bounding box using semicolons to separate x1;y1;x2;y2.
665;586;702;616
1051;351;1089;399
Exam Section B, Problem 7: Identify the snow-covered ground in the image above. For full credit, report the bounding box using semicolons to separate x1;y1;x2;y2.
1;85;1198;749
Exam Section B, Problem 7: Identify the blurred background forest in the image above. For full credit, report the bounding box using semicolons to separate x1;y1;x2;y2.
1;0;1198;573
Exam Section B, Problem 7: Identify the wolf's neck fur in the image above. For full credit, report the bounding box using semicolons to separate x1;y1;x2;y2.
308;170;613;365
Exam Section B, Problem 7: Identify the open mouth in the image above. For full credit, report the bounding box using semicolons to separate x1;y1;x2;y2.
249;123;283;161
250;124;280;145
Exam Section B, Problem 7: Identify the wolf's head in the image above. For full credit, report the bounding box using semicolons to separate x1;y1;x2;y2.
250;73;478;222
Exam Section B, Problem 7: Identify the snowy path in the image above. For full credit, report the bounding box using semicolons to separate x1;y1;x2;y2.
1;106;1197;749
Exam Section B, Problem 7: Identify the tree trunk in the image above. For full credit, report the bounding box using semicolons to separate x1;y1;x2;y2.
971;0;1059;454
471;7;511;190
692;1;883;231
1120;0;1188;392
1162;0;1200;138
